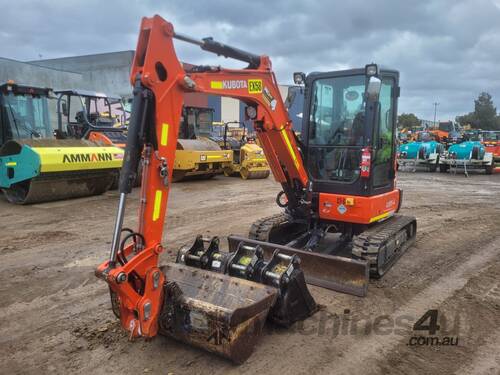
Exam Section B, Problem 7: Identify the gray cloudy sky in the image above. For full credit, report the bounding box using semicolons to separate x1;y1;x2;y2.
2;0;500;121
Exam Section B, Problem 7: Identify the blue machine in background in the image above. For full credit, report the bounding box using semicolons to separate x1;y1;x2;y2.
397;132;444;172
440;139;493;175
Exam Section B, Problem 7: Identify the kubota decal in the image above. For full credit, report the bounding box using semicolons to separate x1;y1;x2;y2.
62;153;113;163
210;80;248;90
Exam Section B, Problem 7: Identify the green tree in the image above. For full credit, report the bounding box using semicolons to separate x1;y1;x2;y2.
456;92;500;130
455;112;476;128
398;113;421;129
474;92;497;130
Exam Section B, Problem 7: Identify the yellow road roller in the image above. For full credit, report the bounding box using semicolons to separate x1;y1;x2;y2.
0;82;123;204
212;121;270;179
173;106;232;182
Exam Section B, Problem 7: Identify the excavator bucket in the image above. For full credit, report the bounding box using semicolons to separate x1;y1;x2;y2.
159;263;277;364
228;235;370;297
0;139;123;204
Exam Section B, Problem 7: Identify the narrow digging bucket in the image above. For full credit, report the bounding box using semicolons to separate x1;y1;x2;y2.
228;236;369;297
159;263;277;364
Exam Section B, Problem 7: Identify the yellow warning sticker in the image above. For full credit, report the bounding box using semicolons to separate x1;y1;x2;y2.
210;81;223;89
153;190;162;221
282;129;299;169
161;123;169;146
369;210;393;223
248;79;263;94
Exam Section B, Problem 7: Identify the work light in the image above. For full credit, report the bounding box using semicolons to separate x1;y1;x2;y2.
245;106;257;120
365;64;379;77
293;72;306;85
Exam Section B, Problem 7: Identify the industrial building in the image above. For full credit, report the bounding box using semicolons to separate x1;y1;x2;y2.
1;51;302;130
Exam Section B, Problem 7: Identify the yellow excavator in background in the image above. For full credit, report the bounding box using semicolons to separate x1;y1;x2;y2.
172;106;233;181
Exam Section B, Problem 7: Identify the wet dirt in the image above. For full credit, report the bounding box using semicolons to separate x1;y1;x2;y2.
1;171;499;374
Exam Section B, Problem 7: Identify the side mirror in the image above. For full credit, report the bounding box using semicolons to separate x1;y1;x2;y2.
366;76;382;102
61;102;68;117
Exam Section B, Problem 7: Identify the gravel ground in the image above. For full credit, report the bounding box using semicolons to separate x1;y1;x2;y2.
1;170;499;375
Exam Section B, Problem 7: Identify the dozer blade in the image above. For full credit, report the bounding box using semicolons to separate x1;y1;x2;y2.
227;235;369;297
159;263;277;364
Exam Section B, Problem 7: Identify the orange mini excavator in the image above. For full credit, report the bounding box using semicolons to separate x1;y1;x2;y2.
96;15;416;363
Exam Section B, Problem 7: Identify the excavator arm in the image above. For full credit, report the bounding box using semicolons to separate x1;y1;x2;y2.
96;15;311;344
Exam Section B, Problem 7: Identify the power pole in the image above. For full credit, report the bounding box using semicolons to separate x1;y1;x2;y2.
433;102;439;128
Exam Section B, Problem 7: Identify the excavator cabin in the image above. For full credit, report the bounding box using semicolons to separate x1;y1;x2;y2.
250;67;409;255
303;68;399;199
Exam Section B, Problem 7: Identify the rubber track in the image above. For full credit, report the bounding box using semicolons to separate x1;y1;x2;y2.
249;213;289;241
352;214;416;278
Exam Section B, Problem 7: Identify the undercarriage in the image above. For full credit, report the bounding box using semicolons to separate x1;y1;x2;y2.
248;212;417;279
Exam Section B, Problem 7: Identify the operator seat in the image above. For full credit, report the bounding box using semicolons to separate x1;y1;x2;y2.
89;112;114;127
69;111;87;138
